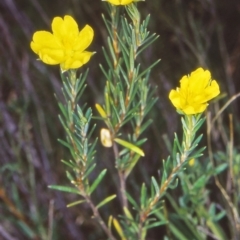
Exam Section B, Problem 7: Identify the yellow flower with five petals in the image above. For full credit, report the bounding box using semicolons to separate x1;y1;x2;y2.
30;15;94;70
169;68;220;115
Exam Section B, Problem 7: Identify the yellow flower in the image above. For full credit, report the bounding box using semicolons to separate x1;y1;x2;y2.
104;0;134;5
30;15;94;70
169;68;220;115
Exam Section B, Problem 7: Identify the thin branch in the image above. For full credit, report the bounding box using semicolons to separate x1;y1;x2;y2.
47;199;54;240
85;195;117;240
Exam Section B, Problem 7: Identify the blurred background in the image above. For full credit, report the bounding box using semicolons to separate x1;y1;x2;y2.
0;0;240;239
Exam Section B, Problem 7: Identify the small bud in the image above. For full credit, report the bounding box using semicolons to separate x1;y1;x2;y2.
188;158;195;167
100;128;113;147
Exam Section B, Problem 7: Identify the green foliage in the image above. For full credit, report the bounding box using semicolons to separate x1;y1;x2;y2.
1;0;240;239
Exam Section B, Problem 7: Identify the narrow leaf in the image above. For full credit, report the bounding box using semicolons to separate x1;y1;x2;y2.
113;218;126;240
151;176;160;196
88;169;107;194
214;163;228;175
140;183;147;208
95;104;107;118
114;138;145;156
108;215;113;230
123;207;134;220
48;185;80;195
96;194;116;209
67;199;86;208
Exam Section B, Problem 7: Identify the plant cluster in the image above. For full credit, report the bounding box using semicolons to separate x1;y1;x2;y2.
0;0;239;239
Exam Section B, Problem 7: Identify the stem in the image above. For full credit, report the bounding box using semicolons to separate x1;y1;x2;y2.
118;171;128;209
139;115;196;225
111;6;120;71
65;70;86;191
226;114;234;194
113;142;128;209
85;195;117;240
62;70;115;239
140;162;184;223
138;222;144;240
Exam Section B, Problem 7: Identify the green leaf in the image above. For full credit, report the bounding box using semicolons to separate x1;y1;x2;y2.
214;163;228;175
67;199;86;208
145;220;166;230
137;34;159;56
96;194;116;209
58;139;72;149
123;207;134;221
161;159;168;184
140;183;147;208
174;133;182;153
124;154;141;178
214;210;226;221
188;146;206;159
168;178;179;189
151;176;160;196
48;185;80;195
148;205;164;217
58;102;67;119
126;192;139;210
138;119;153;136
84;163;96;179
135;138;148;146
154;212;189;240
114;138;145;156
193;117;205;132
191;134;203;147
99;63;110;80
136;59;160;81
17;221;36;239
119;91;126;114
107;37;117;64
88;169;107;194
192;175;207;189
101;14;114;39
66;171;75;182
110;101;121;123
61;159;76;169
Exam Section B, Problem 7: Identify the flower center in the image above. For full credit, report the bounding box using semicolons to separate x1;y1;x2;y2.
62;37;76;57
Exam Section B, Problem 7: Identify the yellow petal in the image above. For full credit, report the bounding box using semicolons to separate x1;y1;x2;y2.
52;15;78;40
75;25;94;52
179;75;189;90
189;68;211;94
169;90;183;109
120;0;134;4
105;0;134;5
202;80;220;102
182;103;207;115
30;31;64;64
40;49;65;65
61;51;94;70
31;31;61;52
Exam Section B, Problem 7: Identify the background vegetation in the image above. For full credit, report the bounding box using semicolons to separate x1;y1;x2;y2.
0;0;240;239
